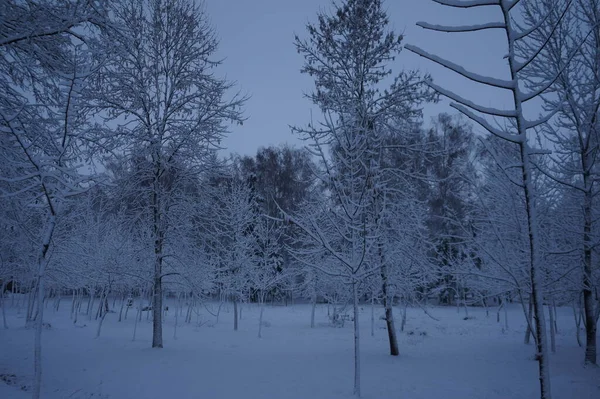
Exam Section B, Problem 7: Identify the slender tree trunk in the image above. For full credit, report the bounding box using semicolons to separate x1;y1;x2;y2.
125;294;131;320
73;291;80;325
548;303;555;353
95;287;105;320
380;261;399;356
77;289;83;315
310;294;316;328
483;297;489;317
96;296;109;338
33;214;56;399
582;181;597;364
139;291;145;322
185;299;192;324
370;295;375;337
118;293;126;322
522;154;552;398
54;291;61;312
552;300;558;334
400;303;407;332
70;290;76;320
151;170;164;349
258;301;264;338
503;295;509;331
233;299;238;331
133;305;141;342
87;288;95;320
1;280;8;329
525;295;535;344
26;279;36;323
174;293;180;340
352;281;361;397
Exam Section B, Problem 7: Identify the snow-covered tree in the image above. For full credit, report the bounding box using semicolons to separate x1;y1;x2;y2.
0;1;107;394
209;174;258;331
291;0;431;395
406;1;582;397
90;0;246;348
519;0;600;365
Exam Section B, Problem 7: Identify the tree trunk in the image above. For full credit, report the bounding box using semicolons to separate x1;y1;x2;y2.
483;297;489;317
152;176;164;348
310;295;316;328
96;296;109;338
552;300;558;334
12;281;16;307
503;295;509;331
185;299;192;324
370;295;375;337
522;158;552;398
124;295;131;320
352;281;361;397
400;303;407;332
33;214;56;399
118;293;126;322
95;287;105;320
26;279;37;323
174;293;180;339
87;288;95;320
1;280;8;329
525;295;534;344
152;273;163;348
497;298;502;323
77;290;83;315
582;144;597;365
70;290;76;320
380;261;399;356
73;291;80;325
233;299;238;331
548;303;555;353
258;303;264;338
573;301;583;347
133;305;141;342
54;291;61;312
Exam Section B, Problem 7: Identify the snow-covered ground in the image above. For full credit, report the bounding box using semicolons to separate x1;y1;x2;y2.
1;299;598;399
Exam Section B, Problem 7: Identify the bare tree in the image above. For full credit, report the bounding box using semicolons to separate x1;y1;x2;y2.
0;2;111;396
519;0;600;365
405;1;580;397
91;0;245;348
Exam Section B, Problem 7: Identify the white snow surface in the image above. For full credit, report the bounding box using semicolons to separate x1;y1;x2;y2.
1;300;599;399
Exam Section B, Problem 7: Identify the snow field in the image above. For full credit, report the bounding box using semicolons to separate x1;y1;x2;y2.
1;300;598;399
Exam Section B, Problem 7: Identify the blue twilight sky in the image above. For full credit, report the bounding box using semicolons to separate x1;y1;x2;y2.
205;0;514;156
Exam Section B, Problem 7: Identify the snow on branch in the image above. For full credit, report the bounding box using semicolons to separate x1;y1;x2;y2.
417;21;505;33
424;80;517;118
405;44;514;90
431;0;500;8
449;103;524;143
523;108;558;130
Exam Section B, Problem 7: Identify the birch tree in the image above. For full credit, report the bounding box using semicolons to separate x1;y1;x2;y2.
91;0;245;348
519;0;600;365
0;33;102;399
405;1;580;397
